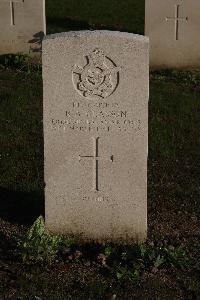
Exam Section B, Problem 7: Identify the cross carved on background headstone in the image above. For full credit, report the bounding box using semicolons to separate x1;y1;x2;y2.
165;4;188;40
3;0;24;26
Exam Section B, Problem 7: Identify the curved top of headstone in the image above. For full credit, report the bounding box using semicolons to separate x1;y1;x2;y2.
43;30;148;43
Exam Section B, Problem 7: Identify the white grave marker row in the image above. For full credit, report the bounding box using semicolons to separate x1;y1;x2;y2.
0;0;46;54
145;0;200;68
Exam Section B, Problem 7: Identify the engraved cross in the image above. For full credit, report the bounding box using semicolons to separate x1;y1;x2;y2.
3;0;24;26
165;4;188;40
79;137;114;191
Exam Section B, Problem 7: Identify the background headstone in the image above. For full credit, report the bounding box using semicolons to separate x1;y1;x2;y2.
145;0;200;69
0;0;46;54
43;31;148;243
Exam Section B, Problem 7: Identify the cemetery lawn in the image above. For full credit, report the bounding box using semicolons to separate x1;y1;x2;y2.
46;0;144;35
0;65;200;299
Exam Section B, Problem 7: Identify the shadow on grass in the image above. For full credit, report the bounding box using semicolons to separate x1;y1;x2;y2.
47;16;130;34
0;187;44;225
47;16;91;31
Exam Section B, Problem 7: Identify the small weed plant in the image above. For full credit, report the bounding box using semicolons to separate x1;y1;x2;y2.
18;217;190;282
17;216;75;264
0;53;41;74
102;240;190;282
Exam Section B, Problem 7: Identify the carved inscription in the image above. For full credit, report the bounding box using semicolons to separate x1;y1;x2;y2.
1;37;26;44
165;4;188;40
51;102;141;133
79;137;113;191
72;48;120;100
83;195;110;202
3;0;24;26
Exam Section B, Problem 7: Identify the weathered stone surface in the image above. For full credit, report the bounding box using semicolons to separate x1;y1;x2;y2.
145;0;200;69
0;0;46;55
43;31;148;243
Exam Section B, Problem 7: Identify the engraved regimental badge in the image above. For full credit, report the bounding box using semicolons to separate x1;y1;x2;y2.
72;48;120;100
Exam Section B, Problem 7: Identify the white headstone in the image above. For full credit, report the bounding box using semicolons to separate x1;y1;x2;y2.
145;0;200;68
43;31;149;243
0;0;46;54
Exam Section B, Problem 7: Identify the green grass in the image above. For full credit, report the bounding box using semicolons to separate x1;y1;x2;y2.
0;68;44;224
148;75;200;217
149;80;200;160
46;0;144;34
